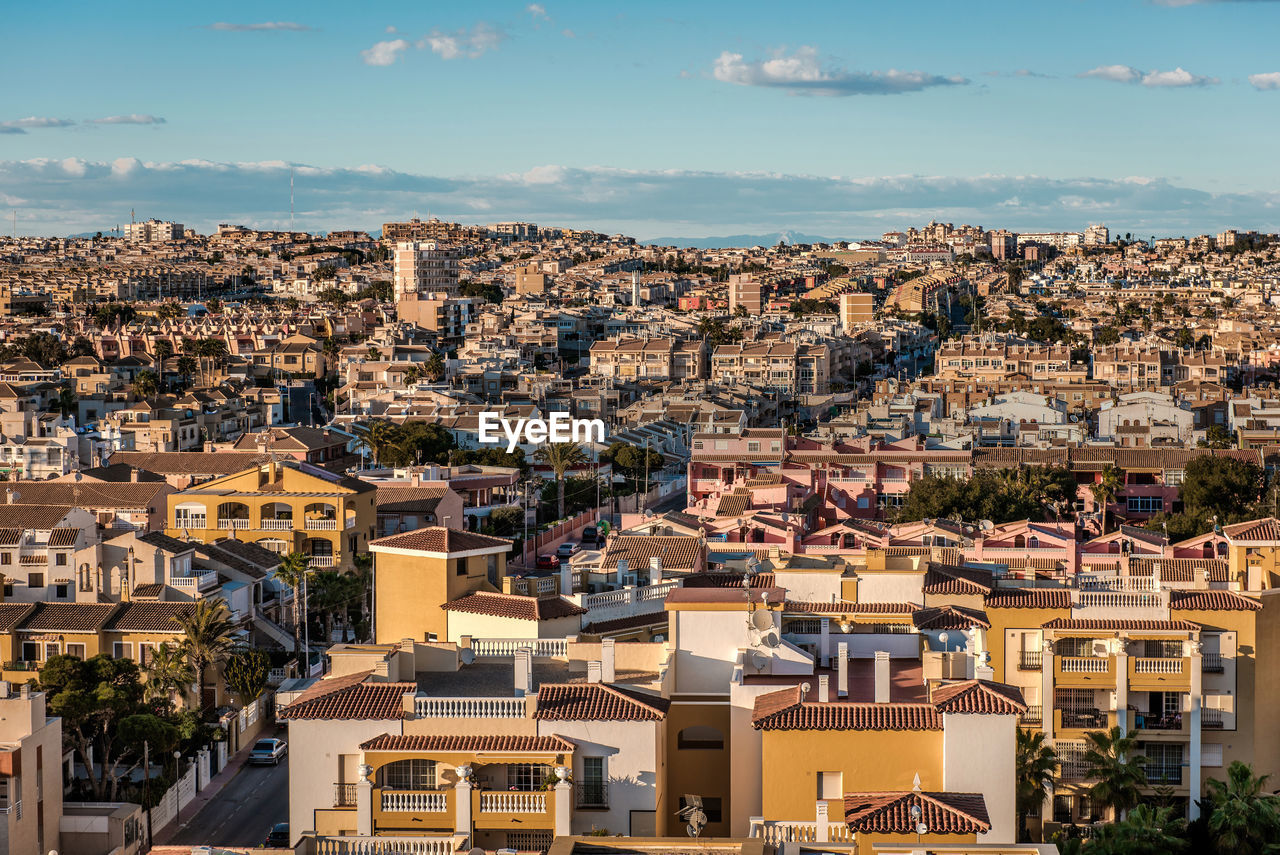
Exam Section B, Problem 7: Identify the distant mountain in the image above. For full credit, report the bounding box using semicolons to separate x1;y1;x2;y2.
639;231;840;249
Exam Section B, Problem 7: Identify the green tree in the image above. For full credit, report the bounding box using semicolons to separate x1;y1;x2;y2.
274;551;312;660
157;301;185;321
224;647;271;703
352;419;397;467
153;339;174;363
1181;455;1264;522
132;369;160;401
173;598;236;709
1083;726;1148;820
1091;465;1123;535
1204;761;1280;855
424;351;446;382
55;384;78;419
145;641;196;705
1086;804;1187;855
176;355;198;388
535;441;589;522
1016;728;1057;842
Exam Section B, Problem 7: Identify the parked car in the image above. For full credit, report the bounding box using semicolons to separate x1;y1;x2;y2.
581;526;603;547
264;822;290;847
248;738;288;766
556;541;582;558
535;553;561;569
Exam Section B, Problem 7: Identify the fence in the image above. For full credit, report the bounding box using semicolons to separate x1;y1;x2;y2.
520;509;599;566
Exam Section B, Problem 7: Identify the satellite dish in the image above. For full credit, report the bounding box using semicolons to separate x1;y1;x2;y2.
751;609;774;632
750;651;768;672
469;848;486;855
460;648;476;665
759;630;781;649
979;519;994;531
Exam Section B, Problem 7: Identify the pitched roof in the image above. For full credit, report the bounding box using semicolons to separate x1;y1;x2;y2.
359;734;574;753
984;589;1072;610
1129;557;1229;583
105;602;195;632
930;680;1026;714
370;526;512;553
441;591;587;621
375;484;449;513
48;527;80;547
20;602;119;633
752;690;943;731
913;604;991;631
922;563;993;596
534;683;669;721
1169;590;1262;611
135;531;196;554
1;481;167;509
580;612;669;635
1223;518;1280;542
1042;617;1200;631
279;673;414;721
843;792;990;835
109;451;274;476
602;535;703;570
786;601;915;615
0;504;74;530
0;603;37;631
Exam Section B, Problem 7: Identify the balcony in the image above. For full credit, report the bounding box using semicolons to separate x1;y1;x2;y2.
306;519;339;531
1128;657;1191;691
470;638;568;658
1202;708;1223;729
748;818;855;844
218;518;252;530
307;555;336;568
1056;708;1114;734
476;789;550;819
1134;657;1184;675
1136;712;1184;732
1146;764;1184;786
259;518;295;531
413;696;526;718
1203;653;1224;673
575;782;608;809
1056;656;1113;686
334;783;358;808
1019;649;1043;671
1020;705;1043;726
0;799;21;819
382;790;448;813
170;570;220;592
314;835;458;855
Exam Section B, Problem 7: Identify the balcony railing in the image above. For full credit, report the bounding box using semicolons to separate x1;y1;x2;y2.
218;518;252;530
0;799;21;818
307;555;336;568
260;519;295;531
1020;705;1043;726
1134;657;1184;675
1146;764;1184;785
2;661;40;672
1061;709;1109;730
382;790;448;813
749;818;855;844
1019;650;1043;671
575;782;608;809
1203;653;1224;673
1061;657;1109;673
478;790;546;814
306;519;339;531
414;696;526;719
470;638;567;658
334;783;358;807
314;835;458;855
1202;708;1223;729
1137;713;1183;731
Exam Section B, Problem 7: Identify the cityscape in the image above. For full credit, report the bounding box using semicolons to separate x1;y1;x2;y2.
6;4;1280;855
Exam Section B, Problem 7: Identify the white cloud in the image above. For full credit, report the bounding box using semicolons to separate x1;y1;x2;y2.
361;38;410;66
527;4;549;20
1080;64;1218;87
111;157;141;177
562;28;576;38
207;21;314;31
1080;64;1143;83
1;116;76;131
59;158;87;177
422;22;504;60
711;47;966;96
86;114;166;125
1249;71;1280;90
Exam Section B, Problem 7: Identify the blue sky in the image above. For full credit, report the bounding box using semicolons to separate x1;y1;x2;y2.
3;0;1280;239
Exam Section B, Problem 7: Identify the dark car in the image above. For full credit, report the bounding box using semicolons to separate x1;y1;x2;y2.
535;553;561;569
264;822;290;848
581;525;606;547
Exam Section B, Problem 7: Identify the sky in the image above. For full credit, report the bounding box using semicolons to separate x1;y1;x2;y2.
3;0;1280;240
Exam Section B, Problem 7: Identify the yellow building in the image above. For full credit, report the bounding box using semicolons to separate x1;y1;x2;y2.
165;459;376;572
369;527;513;643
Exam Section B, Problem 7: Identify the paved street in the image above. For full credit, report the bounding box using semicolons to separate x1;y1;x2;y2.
169;753;289;846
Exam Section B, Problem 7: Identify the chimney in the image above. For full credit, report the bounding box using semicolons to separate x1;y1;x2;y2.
559;562;574;596
130;467;139;483
837;642;849;698
19;683;30;699
818;674;830;703
649;555;662;584
4;489;11;504
601;638;616;683
874;651;890;704
514;648;533;697
587;660;602;684
0;680;9;699
616;559;628;588
411;471;420;488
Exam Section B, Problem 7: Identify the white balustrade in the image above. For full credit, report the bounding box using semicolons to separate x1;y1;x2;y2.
748;819;853;844
315;835;457;855
413;696;526;718
1061;657;1109;673
259;519;295;531
306;519;339;531
1134;657;1184;674
478;790;546;814
470;638;567;658
218;518;251;530
308;555;337;568
382;791;448;812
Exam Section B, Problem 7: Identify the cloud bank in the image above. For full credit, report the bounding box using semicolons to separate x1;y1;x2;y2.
3;158;1278;239
712;47;966;96
1079;64;1219;86
206;21;315;32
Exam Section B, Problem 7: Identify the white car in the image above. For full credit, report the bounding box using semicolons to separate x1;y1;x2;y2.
556;541;581;558
248;738;288;766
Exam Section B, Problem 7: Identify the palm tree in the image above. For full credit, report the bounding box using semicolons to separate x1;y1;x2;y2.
352;420;396;467
176;355;198;389
402;365;421;386
1204;761;1280;855
173;598;236;709
1083;726;1148;820
145;640;196;705
1091;464;1123;534
1016;727;1057;841
193;338;228;386
273;551;312;660
424;352;445;382
535;440;589;522
154;339;174;363
311;570;362;643
1088;803;1187;855
132;369;160;402
55;384;78;420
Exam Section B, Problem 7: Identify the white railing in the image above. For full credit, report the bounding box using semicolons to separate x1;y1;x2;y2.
174;517;207;530
579;580;679;616
170;575;198;590
1134;657;1184;674
382;791;448;812
315;835;458;855
259;519;295;531
478;791;546;814
1061;657;1110;673
0;799;21;818
308;555;337;568
306;519;339;531
1077;591;1165;609
218;518;251;530
1079;574;1157;592
414;696;526;718
470;638;568;658
748;818;854;844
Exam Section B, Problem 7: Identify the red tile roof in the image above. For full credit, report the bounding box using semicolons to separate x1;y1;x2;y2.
985;589;1072;610
534;683;669;721
1223;518;1280;542
603;536;703;570
279;673;414;721
105;602;194;632
359;734;573;753
441;591;587;621
0;603;36;632
1129;558;1230;583
922;564;993;596
370;526;512;553
843;791;990;835
20;602;119;633
930;680;1026;715
1042;618;1200;631
752;693;942;731
1169;590;1262;611
913;605;991;630
784;601;914;615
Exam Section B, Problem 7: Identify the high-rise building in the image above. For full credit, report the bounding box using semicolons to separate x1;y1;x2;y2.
393;240;459;302
990;230;1018;261
727;274;764;316
839;292;874;333
1084;224;1110;246
124;218;185;242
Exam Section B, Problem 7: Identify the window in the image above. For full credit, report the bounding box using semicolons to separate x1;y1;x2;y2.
1127;496;1163;514
44;642;60;659
55;552;67;566
379;759;437;790
139;643;156;667
55;584;68;599
818;771;843;800
1202;744;1224;767
1;552;11;565
581;757;606;807
747;441;760;452
1057;637;1097;658
454;558;466;576
1146;743;1184;785
66;643;86;659
1144;640;1182;659
113;642;132;660
677;725;724;750
28;572;44;589
508;763;551;792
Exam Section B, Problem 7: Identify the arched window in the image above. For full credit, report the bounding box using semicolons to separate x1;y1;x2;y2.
1217;541;1228;557
379;759;437;790
1014;534;1026;548
677;725;725;750
1029;536;1040;549
1202;542;1214;559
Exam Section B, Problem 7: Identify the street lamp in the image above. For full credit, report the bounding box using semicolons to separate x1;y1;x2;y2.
173;750;183;825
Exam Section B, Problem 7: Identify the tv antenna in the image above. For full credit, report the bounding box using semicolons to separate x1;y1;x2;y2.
677;795;708;837
290;167;295;232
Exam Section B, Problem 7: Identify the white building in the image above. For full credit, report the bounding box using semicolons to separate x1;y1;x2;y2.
393;241;460;302
124;219;184;242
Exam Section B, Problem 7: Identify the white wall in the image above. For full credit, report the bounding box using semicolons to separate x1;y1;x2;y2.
287;717;401;845
674;609;767;694
772;571;843;603
852;573;924;606
942;713;1016;844
536;718;660;836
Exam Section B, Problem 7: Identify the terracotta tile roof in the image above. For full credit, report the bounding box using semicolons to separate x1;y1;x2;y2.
0;603;37;631
1129;558;1229;583
134;532;196;554
1223;518;1280;542
914;604;991;630
534;683;670;721
359;734;573;753
0;528;20;546
843;792;990;835
20;602;119;633
110;451;274;476
47;527;80;547
752;690;942;731
1170;590;1262;611
922;563;993;596
105;602;194;632
0;504;74;530
785;600;914;616
131;583;165;598
581;612;669;634
1042;618;1200;631
279;673;414;721
714;491;753;518
3;481;168;510
441;591;587;621
930;680;1026;714
985;589;1072;610
375;484;449;513
683;572;775;589
370;526;512;553
603;536;703;571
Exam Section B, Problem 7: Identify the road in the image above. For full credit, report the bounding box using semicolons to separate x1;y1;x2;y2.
170;753;290;846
